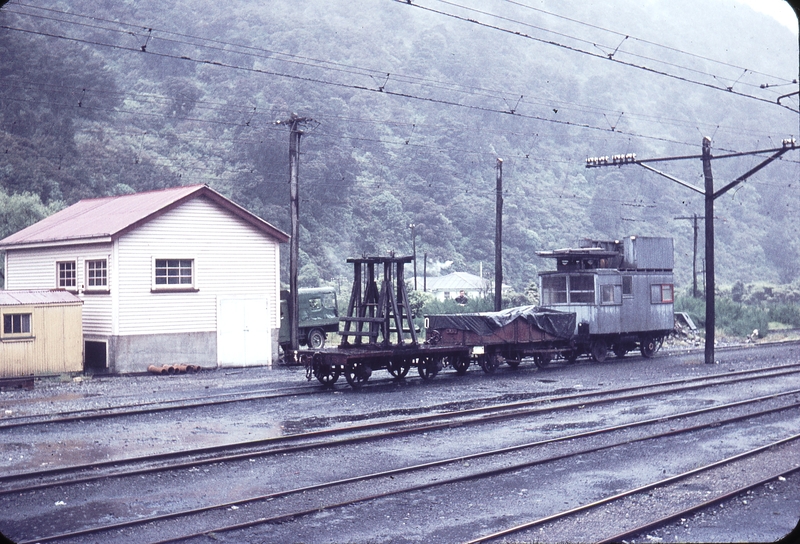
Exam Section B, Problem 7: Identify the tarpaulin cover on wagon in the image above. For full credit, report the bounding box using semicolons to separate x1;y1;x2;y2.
426;305;576;339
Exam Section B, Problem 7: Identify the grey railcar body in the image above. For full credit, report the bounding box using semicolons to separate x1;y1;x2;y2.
537;236;674;361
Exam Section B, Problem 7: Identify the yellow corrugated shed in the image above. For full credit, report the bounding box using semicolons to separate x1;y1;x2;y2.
0;290;83;378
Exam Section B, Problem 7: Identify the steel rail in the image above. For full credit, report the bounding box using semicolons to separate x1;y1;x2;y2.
14;392;800;544
2;340;797;429
3;363;800;495
0;382;321;430
466;435;800;543
595;466;800;544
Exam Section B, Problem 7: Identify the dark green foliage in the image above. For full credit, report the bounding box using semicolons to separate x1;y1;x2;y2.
420;296;494;316
766;304;800;329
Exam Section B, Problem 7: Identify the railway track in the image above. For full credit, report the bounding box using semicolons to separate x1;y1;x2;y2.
0;382;321;430
3;361;800;491
3;340;797;431
5;364;800;543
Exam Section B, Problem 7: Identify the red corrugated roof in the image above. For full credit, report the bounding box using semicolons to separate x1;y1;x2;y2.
0;290;82;306
0;185;289;248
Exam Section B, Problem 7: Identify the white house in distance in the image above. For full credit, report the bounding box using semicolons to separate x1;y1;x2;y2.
420;271;513;302
424;271;490;302
0;184;289;374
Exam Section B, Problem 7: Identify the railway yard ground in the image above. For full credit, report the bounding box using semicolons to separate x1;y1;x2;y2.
1;340;800;543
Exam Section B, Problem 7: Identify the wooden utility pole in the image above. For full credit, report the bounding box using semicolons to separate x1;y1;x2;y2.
701;137;715;366
276;113;312;354
587;137;797;365
674;213;704;298
494;158;503;311
409;223;417;290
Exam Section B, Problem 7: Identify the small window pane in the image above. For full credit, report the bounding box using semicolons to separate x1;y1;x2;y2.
602;285;615;303
58;262;76;288
622;276;632;295
87;260;107;287
542;276;568;304
569;275;595;304
3;313;31;334
155;259;193;288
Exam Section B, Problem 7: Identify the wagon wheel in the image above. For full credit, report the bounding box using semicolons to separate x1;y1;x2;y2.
344;361;371;388
479;354;499;374
533;353;552;369
640;336;662;358
315;362;340;386
449;355;470;375
442;354;470;375
387;358;411;379
417;356;441;380
590;340;608;363
613;345;628;359
563;349;579;363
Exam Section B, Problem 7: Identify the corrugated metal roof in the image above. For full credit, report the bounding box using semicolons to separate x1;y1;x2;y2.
425;272;490;291
0;290;83;306
0;184;289;249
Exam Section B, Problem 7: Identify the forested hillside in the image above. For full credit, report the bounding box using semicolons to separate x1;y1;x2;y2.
1;0;798;293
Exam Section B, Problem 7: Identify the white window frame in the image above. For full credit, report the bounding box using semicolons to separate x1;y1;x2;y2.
85;259;109;291
57;260;77;290
152;258;197;292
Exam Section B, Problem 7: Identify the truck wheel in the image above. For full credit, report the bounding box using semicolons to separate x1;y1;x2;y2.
307;328;326;349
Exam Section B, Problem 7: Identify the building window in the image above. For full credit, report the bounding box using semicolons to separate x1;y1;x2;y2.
622;276;633;296
154;259;194;287
3;313;31;335
57;261;76;289
568;275;595;304
601;285;615;304
86;260;108;288
651;284;674;304
542;276;567;304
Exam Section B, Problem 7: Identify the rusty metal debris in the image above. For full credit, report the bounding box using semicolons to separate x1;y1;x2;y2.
147;364;201;375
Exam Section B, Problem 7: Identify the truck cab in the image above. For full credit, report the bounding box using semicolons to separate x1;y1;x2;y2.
279;287;339;350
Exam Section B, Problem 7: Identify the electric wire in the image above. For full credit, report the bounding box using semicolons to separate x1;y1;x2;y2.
399;0;799;110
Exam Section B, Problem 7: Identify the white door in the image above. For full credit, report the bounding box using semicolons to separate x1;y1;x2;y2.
217;297;271;367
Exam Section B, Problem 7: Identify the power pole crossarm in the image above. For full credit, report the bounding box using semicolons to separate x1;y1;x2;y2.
713;145;793;199
585;136;799;366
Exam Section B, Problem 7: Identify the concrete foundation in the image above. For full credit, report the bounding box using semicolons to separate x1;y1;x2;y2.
108;332;217;374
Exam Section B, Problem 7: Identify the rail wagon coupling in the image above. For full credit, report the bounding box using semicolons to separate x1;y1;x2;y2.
301;236;674;388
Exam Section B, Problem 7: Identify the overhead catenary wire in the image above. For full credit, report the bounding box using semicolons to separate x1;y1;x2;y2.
3;1;798;117
2;1;797;197
398;0;799;110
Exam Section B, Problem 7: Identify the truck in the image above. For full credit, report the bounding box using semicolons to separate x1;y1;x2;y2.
279;287;339;350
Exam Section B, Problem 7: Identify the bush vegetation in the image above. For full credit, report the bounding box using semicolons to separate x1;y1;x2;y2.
676;281;800;338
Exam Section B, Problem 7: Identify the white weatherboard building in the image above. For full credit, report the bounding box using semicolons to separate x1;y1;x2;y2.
0;185;289;374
